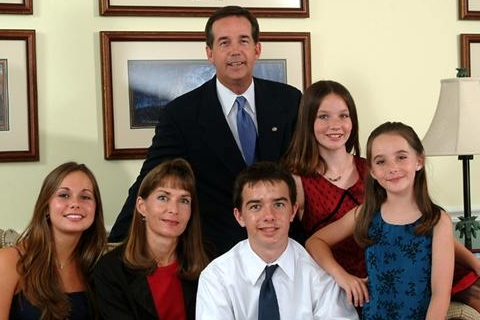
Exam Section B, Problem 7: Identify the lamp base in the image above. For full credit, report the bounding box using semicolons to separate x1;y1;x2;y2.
458;155;474;249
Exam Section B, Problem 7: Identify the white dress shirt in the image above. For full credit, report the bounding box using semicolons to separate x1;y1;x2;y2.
196;238;359;320
216;78;257;161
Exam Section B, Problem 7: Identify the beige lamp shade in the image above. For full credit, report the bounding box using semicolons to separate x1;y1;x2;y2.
422;77;480;156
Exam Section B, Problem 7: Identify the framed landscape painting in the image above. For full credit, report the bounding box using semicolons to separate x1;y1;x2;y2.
100;31;311;159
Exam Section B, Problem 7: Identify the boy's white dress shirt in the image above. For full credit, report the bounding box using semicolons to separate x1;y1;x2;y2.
196;238;359;320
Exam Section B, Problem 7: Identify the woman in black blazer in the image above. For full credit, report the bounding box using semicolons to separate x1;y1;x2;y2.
93;159;209;320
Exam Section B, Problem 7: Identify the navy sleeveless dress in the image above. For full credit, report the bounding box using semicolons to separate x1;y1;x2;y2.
363;211;432;320
9;291;91;320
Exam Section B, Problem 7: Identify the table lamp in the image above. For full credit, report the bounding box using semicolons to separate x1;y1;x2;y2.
422;75;480;249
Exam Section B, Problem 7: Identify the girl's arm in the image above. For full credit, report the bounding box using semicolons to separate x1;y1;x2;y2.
427;211;455;320
305;207;369;307
0;247;21;320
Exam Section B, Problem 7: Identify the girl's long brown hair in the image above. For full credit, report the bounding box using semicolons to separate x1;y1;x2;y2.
123;158;209;280
281;80;360;176
16;162;106;319
354;122;442;247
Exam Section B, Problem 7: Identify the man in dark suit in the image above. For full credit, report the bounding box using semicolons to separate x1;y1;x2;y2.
109;5;302;256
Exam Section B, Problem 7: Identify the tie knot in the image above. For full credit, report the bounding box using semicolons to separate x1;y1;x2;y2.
264;264;278;281
236;96;247;109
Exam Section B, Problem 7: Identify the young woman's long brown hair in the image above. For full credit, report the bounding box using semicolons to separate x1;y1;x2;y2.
16;162;106;319
281;80;360;176
123;158;209;280
354;122;442;247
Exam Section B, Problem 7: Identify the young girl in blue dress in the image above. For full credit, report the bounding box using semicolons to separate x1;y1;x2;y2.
306;121;455;319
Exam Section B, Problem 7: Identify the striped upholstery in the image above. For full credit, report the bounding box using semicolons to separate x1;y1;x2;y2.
0;229;20;248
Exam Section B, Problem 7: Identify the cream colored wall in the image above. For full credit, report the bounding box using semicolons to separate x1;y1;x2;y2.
1;0;479;231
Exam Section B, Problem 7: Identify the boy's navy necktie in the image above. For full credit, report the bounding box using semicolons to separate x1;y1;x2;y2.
258;264;280;320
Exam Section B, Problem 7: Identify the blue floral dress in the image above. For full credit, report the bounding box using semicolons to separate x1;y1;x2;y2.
363;211;432;320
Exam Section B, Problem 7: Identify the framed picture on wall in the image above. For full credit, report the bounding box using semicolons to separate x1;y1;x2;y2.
460;34;480;76
0;0;32;14
0;60;8;131
459;0;480;19
99;0;309;17
100;31;311;160
0;30;38;162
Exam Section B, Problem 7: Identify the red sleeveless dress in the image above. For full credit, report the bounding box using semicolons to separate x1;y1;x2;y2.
301;156;368;278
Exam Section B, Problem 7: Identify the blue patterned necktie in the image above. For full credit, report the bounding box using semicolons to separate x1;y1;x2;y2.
236;96;256;165
258;264;280;320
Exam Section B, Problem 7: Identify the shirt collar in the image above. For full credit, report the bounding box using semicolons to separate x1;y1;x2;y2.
216;79;256;117
241;239;295;286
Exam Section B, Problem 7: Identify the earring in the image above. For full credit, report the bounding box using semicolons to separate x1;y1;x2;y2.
141;215;146;221
45;213;50;220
